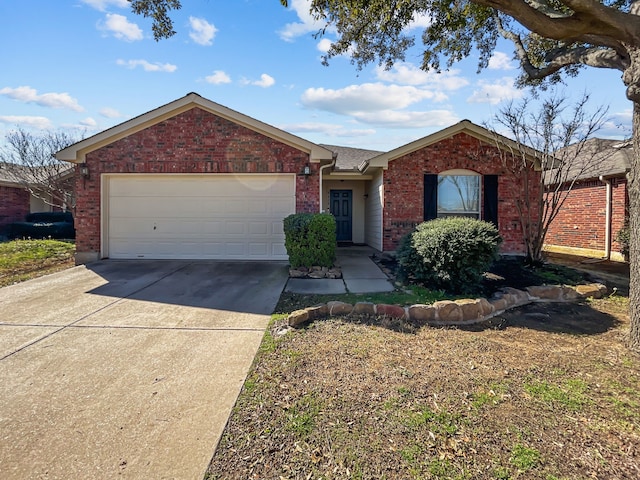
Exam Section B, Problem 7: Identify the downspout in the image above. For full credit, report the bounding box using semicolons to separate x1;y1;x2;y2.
599;175;612;259
319;155;337;213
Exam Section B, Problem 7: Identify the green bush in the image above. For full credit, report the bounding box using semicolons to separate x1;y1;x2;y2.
397;217;502;293
616;222;630;259
283;213;336;268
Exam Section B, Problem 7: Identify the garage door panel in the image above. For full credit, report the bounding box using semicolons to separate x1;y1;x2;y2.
107;175;295;260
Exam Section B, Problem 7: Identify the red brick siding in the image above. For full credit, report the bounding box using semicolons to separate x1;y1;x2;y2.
0;185;30;234
546;177;629;254
382;132;540;254
75;107;316;256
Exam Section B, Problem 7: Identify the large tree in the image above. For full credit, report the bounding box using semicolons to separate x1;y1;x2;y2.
129;0;640;349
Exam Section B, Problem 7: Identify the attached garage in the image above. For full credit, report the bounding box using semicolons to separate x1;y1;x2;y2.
55;93;334;264
104;174;295;260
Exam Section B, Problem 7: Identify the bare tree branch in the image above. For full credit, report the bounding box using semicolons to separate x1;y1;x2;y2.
0;129;81;211
486;91;609;263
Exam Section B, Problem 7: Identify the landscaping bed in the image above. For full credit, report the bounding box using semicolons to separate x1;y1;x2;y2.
206;258;638;480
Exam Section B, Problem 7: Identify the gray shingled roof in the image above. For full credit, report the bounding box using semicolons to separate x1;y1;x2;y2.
320;144;384;171
0;162;74;186
553;138;632;182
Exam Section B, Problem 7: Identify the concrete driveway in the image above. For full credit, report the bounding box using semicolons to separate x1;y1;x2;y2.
0;260;289;479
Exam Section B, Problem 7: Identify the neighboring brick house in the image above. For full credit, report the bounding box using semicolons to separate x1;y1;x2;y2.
0;163;75;237
544;138;631;262
56;93;541;263
0;169;30;236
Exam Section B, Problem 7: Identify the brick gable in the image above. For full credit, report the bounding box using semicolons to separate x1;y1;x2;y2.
382;132;540;254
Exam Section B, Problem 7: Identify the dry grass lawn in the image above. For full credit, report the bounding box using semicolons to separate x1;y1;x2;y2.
207;296;638;479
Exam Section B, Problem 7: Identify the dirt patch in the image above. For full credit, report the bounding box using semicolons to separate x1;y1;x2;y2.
207;295;638;480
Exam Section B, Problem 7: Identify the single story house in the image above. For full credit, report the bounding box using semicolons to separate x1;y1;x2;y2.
56;92;541;264
544;138;631;262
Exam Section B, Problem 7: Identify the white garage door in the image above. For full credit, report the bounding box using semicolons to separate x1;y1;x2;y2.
106;174;295;260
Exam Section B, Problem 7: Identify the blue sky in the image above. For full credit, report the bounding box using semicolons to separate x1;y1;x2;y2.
0;0;634;152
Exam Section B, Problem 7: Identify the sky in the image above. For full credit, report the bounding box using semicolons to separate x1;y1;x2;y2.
0;0;634;153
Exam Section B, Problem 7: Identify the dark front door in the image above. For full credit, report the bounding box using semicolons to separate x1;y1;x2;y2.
330;190;352;242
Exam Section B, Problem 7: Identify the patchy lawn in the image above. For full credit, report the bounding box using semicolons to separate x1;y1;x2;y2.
206;259;638;479
0;239;75;287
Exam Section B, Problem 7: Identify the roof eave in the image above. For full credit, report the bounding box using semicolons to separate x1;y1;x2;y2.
56;93;334;163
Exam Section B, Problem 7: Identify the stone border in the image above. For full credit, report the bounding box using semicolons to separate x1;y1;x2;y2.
286;283;608;329
289;266;342;279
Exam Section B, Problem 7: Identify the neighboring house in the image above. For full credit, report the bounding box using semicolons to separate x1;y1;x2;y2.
55;92;542;264
544;138;631;262
0;166;30;236
0;163;69;236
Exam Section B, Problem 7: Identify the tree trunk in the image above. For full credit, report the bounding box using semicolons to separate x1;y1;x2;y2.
628;101;640;350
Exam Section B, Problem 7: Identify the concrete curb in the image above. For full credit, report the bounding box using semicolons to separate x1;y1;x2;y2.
286;283;609;329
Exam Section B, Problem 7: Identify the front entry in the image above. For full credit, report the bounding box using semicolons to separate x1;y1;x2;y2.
330;190;352;242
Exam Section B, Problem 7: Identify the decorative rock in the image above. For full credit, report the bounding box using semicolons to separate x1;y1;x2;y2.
560;286;580;301
353;302;376;316
490;297;508;312
526;285;562;300
575;283;607;299
289;269;307;278
501;287;530;305
328;301;353;316
408;304;436;323
455;299;480;320
455;299;483;321
306;304;329;320
376;304;406;319
288;265;342;279
433;300;463;322
328;267;342;279
288;309;310;327
477;298;494;316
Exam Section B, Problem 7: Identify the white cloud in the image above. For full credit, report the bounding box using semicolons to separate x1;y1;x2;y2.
488;51;516;70
279;122;376;137
205;70;232;84
600;109;633;138
99;13;143;41
116;59;177;72
407;12;432;29
0;86;84;111
189;16;217;46
278;0;329;41
242;74;275;88
351;109;459;128
467;77;524;105
99;107;123;118
79;117;98;127
301;83;442;114
0;115;53;130
375;62;468;92
317;38;332;53
81;0;129;11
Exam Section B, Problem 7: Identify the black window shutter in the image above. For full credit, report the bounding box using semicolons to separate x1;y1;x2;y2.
424;174;438;221
484;175;499;226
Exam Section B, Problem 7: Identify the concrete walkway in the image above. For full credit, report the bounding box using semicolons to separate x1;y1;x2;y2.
285;246;395;294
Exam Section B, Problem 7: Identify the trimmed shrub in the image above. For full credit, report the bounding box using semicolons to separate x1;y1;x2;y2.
283;213;336;268
616;222;630;259
397;217;502;293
